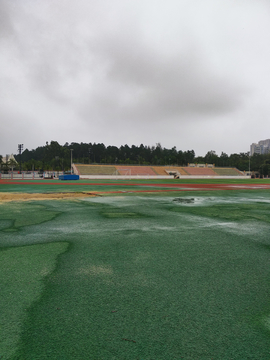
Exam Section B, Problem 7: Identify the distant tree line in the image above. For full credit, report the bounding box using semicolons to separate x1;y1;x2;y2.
4;140;270;175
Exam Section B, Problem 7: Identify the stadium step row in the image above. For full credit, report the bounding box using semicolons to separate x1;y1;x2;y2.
74;164;243;177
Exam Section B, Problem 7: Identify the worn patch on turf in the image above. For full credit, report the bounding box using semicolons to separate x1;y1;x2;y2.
0;242;68;359
0;202;60;232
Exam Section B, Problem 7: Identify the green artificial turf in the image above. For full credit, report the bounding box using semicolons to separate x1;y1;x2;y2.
0;242;68;359
0;202;60;232
0;188;270;359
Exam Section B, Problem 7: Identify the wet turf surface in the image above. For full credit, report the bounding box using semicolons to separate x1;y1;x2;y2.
0;182;270;359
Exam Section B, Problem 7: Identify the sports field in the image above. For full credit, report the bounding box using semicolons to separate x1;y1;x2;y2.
1;179;270;359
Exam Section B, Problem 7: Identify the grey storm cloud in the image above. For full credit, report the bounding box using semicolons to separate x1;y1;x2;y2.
1;0;270;156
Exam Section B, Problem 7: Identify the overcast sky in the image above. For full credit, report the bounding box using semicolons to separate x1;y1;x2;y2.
1;0;270;157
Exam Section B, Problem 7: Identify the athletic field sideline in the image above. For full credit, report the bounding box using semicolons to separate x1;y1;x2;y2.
1;179;270;359
0;177;270;194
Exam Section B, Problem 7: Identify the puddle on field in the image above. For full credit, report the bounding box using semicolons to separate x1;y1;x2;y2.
84;196;130;205
83;194;270;208
1;195;269;247
173;198;195;204
171;196;270;207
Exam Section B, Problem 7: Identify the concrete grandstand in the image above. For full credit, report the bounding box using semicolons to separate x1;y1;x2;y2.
73;164;246;179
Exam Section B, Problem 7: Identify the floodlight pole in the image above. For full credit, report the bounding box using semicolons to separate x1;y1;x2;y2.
70;149;73;174
18;144;23;174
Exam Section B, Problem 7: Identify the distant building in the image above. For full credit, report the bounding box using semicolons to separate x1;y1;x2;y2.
250;139;270;156
1;154;18;164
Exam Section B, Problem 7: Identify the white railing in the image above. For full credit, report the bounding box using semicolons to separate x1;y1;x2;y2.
0;171;64;179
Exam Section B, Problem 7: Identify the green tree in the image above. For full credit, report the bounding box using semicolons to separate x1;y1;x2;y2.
204;150;218;165
220;152;229;167
183;150;195;165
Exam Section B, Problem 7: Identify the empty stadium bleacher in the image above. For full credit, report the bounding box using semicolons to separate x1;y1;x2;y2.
151;166;188;176
212;168;243;176
73;164;246;178
183;167;217;176
168;167;189;176
74;164;118;175
151;167;168;176
115;166;156;176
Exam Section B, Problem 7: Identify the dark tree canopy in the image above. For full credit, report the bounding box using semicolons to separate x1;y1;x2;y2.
9;140;269;174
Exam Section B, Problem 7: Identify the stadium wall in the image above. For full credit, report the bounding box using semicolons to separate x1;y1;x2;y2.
178;175;249;179
79;174;249;180
79;175;173;179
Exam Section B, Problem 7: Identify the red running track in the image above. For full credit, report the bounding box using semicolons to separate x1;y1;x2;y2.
1;179;270;191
